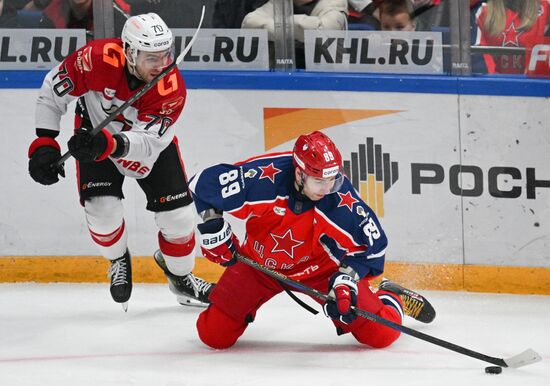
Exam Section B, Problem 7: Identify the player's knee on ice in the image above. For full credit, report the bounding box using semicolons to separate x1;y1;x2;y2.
196;305;249;349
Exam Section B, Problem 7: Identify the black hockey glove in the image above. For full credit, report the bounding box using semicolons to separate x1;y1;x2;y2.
68;128;115;162
28;137;65;185
323;271;358;324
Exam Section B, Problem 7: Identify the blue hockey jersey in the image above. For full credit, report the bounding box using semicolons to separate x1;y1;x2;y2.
189;152;388;281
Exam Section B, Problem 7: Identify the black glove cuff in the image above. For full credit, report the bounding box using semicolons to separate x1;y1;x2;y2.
36;128;60;138
111;133;129;158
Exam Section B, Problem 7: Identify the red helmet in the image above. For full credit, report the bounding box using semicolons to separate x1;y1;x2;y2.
293;131;342;178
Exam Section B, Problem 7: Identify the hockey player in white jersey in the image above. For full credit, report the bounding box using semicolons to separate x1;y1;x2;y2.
27;13;214;310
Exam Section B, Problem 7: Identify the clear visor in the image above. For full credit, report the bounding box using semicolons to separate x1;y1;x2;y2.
302;170;345;196
135;46;174;71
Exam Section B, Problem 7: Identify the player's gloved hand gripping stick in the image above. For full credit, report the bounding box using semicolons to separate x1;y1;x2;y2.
52;5;206;170
235;252;542;370
323;271;358;324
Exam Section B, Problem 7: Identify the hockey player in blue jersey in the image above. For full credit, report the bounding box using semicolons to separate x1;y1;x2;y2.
190;130;435;349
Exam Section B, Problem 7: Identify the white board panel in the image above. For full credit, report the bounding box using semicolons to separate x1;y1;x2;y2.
1;88;548;268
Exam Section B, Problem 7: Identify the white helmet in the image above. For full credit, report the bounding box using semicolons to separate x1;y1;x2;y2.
121;13;173;65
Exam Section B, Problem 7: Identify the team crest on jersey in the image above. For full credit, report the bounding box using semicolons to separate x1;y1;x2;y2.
160;96;184;115
356;206;367;218
259;163;282;183
103;88;116;99
244;169;258;178
270;229;304;260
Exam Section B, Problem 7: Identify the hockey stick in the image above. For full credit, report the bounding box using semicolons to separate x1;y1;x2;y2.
235;253;542;369
54;5;206;167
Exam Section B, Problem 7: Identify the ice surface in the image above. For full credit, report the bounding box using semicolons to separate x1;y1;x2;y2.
0;283;548;385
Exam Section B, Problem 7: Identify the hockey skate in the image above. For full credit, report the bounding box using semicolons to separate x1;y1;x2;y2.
153;250;214;308
378;278;436;323
108;250;132;312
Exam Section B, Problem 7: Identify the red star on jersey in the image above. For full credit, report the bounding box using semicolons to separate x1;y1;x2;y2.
270;229;304;260
500;22;523;47
337;191;358;211
259;163;282;183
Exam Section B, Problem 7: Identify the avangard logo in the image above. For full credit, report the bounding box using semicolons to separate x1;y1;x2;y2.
343;137;398;217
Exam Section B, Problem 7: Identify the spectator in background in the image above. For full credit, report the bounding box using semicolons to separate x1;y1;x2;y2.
126;0;215;28
474;0;550;74
39;0;93;30
212;0;268;28
378;0;416;31
242;0;348;42
242;0;348;68
22;0;51;11
349;0;443;31
0;0;18;27
348;0;378;28
37;0;127;36
469;0;484;9
0;0;41;27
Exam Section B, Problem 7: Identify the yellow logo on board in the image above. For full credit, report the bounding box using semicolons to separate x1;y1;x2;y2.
263;108;401;217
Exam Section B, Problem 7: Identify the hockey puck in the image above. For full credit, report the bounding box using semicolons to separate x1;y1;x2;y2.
485;366;502;374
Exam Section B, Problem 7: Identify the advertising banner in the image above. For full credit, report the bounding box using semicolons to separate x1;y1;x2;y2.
172;28;269;71
304;30;443;74
0;28;269;71
525;37;550;77
0;29;86;70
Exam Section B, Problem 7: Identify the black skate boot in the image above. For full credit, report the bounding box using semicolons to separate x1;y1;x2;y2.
108;250;132;312
378;278;436;323
153;250;214;308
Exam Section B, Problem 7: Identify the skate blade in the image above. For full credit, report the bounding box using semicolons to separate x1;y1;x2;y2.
176;295;209;308
121;301;128;312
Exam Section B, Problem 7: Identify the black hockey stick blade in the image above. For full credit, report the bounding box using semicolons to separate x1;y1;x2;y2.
235;253;542;369
54;5;206;168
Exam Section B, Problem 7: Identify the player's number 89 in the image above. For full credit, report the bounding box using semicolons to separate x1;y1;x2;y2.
219;170;240;198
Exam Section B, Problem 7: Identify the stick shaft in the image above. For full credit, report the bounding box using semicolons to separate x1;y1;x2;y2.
236;253;508;367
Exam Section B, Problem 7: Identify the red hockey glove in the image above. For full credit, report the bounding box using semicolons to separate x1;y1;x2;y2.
68;128;115;162
197;218;239;267
28;136;65;185
323;271;358;324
